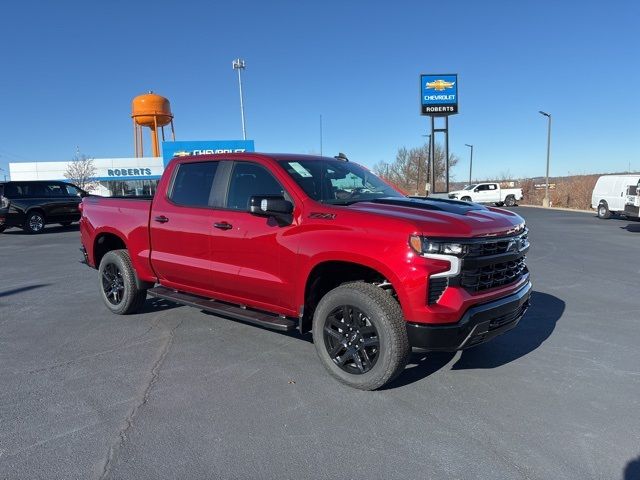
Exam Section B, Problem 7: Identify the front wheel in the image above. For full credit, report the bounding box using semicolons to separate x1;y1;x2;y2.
98;249;147;315
504;195;517;207
24;211;45;234
461;196;472;202
312;282;410;390
597;202;611;219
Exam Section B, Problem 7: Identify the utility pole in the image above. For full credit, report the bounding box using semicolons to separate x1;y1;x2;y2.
539;111;552;207
232;59;247;140
320;114;323;156
465;144;473;185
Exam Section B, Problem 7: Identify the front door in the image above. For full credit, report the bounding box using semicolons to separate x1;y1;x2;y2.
208;160;299;314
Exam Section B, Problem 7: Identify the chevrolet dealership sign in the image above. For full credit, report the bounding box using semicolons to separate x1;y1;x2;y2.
420;74;458;116
162;140;255;166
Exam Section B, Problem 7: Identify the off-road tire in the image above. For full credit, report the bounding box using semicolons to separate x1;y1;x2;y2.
98;249;147;315
312;282;410;390
24;211;46;234
597;202;611;219
505;195;517;207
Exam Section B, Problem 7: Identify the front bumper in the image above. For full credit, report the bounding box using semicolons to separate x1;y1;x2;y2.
406;280;532;350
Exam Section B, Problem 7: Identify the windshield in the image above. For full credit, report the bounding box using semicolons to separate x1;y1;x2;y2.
278;158;403;204
463;184;477;190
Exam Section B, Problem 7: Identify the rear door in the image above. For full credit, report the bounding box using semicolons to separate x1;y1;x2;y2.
150;160;221;295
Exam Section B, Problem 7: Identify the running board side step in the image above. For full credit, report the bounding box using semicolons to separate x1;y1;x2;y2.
147;286;297;332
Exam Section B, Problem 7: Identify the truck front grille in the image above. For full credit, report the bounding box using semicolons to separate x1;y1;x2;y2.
461;256;527;292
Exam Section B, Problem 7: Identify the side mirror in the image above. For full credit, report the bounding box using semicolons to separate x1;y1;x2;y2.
249;195;293;218
474;188;480;192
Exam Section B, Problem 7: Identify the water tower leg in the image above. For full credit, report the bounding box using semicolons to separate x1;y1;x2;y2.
170;120;175;141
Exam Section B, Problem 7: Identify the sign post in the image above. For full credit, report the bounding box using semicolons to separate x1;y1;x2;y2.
420;74;458;194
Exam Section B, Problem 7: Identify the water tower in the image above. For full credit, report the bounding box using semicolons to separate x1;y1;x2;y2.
131;92;175;157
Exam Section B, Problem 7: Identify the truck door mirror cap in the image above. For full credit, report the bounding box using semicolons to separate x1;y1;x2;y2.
249;195;294;216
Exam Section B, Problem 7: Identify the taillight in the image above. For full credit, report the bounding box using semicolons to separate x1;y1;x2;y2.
0;195;9;209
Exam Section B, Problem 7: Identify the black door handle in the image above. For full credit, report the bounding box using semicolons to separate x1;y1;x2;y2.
154;215;169;223
214;222;233;230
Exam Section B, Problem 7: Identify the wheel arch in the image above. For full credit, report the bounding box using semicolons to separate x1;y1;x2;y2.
300;257;406;333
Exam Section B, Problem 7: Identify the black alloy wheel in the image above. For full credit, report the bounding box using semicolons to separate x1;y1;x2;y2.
505;195;516;207
97;249;148;314
323;305;380;375
101;263;125;306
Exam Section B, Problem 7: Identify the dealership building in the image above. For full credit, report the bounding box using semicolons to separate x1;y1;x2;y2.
7;140;255;196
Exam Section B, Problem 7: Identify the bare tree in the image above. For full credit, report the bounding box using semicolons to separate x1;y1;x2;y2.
64;154;96;191
374;143;459;195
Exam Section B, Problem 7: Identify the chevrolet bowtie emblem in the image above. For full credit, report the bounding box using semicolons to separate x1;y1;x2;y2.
426;79;455;91
173;150;191;157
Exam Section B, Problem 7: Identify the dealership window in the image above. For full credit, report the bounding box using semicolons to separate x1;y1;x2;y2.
103;180;159;197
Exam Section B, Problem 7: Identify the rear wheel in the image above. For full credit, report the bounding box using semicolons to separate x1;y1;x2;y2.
312;282;410;390
597;202;611;219
24;211;45;234
98;249;147;315
505;195;516;207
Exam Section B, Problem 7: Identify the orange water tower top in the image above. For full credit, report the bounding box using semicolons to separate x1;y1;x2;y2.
131;91;175;157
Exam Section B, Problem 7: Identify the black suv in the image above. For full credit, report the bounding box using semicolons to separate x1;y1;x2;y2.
0;181;86;234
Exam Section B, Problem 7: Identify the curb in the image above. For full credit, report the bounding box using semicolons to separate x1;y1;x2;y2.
518;204;595;215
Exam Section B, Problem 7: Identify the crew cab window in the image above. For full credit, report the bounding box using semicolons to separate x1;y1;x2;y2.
226;162;286;210
476;184;490;191
170;162;218;207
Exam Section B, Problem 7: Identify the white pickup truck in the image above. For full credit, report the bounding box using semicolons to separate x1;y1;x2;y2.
448;182;523;207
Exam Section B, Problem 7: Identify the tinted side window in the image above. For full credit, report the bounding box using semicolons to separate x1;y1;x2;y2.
476;184;489;191
4;184;21;197
65;185;81;197
227;162;285;210
170;162;218;207
46;184;66;197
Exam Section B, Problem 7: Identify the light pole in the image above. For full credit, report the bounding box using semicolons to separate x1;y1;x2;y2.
464;144;473;185
0;167;6;182
232;58;247;140
539;111;552;207
422;134;431;195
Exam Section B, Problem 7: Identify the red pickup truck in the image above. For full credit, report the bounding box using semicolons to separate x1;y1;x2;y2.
80;153;531;390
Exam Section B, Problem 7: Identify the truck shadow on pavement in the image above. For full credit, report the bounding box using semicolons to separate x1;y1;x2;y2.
386;291;564;388
624;455;640;480
620;223;640;233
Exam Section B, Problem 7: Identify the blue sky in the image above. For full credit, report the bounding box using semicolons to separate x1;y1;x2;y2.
0;0;638;182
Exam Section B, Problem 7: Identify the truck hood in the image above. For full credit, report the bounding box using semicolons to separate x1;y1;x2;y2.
347;197;524;237
448;190;466;197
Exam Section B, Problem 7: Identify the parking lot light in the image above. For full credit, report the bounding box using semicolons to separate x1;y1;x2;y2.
539;111;552;207
464;144;473;185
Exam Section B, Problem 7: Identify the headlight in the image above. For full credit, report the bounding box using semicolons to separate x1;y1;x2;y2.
409;235;467;257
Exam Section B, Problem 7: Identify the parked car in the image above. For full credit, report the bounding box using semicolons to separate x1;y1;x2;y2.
0;181;85;233
448;182;523;206
591;174;640;219
80;153;531;390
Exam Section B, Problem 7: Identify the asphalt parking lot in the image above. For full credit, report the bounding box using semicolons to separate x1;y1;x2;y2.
1;207;639;480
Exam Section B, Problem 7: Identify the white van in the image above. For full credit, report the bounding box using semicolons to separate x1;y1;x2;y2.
591;174;640;219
